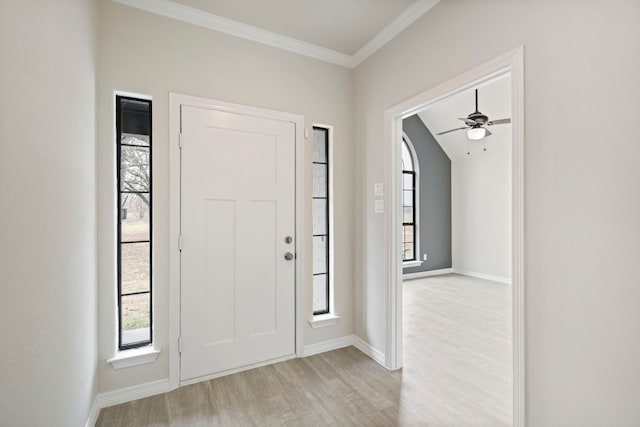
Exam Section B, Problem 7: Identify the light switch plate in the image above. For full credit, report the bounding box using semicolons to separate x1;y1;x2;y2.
374;199;384;213
374;183;384;197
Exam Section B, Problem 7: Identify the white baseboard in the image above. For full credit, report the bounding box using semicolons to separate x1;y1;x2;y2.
85;378;170;426
303;335;353;357
85;395;101;427
98;378;171;408
403;267;453;280
352;336;386;367
452;268;511;284
303;335;387;369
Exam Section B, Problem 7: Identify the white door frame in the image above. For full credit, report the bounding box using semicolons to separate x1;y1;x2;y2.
384;47;525;427
168;93;305;390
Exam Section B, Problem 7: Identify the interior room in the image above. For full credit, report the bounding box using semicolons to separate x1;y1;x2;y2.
400;75;513;425
2;1;640;426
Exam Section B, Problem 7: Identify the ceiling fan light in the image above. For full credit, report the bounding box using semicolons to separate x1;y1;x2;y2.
467;127;486;140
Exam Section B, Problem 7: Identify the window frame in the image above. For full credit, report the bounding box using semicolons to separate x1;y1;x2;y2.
311;125;333;317
116;94;153;351
402;169;417;262
401;134;422;267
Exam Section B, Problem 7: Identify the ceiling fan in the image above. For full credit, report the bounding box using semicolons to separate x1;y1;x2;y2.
436;89;511;140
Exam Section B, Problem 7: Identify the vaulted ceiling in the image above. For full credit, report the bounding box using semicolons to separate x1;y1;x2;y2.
417;74;512;161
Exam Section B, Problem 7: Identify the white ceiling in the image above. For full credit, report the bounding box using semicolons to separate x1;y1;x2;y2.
416;74;512;161
172;0;415;55
114;0;440;67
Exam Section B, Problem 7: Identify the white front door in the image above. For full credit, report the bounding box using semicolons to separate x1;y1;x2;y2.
179;105;296;382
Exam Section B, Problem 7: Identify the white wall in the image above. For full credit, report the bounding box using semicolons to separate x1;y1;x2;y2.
0;0;98;425
97;1;355;393
354;0;640;425
452;149;511;281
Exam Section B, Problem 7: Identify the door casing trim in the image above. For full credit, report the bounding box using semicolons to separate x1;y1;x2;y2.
169;93;305;390
383;46;525;427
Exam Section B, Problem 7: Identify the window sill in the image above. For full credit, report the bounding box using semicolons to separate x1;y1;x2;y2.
309;313;340;329
107;347;161;370
403;260;424;268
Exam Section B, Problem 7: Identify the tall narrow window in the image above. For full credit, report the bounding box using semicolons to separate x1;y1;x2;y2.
312;126;331;315
116;95;152;350
402;137;417;262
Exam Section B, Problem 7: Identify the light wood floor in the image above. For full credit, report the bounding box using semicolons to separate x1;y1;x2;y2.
402;274;512;426
97;274;511;426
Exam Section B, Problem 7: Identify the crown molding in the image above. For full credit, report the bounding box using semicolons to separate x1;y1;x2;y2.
112;0;354;67
352;0;440;66
112;0;439;69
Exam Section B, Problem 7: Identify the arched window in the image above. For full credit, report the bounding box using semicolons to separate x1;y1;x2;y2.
402;136;418;262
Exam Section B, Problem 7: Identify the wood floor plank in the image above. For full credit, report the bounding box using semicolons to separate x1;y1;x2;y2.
403;274;512;426
97;274;511;426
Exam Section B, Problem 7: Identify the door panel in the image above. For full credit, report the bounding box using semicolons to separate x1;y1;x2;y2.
203;199;236;346
248;200;278;337
180;106;295;381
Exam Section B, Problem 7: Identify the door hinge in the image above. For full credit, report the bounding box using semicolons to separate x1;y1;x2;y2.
178;336;183;354
179;132;183;148
178;234;183;251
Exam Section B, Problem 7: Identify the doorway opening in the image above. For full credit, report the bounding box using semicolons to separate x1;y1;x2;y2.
403;73;512;425
383;47;525;426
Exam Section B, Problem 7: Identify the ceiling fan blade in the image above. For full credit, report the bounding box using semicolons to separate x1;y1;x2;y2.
484;128;492;137
458;117;477;126
436;126;468;136
487;118;511;126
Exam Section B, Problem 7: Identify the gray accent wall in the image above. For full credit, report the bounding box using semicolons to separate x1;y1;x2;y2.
402;115;451;274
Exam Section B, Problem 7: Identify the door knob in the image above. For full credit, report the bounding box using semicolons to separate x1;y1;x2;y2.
284;252;294;261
